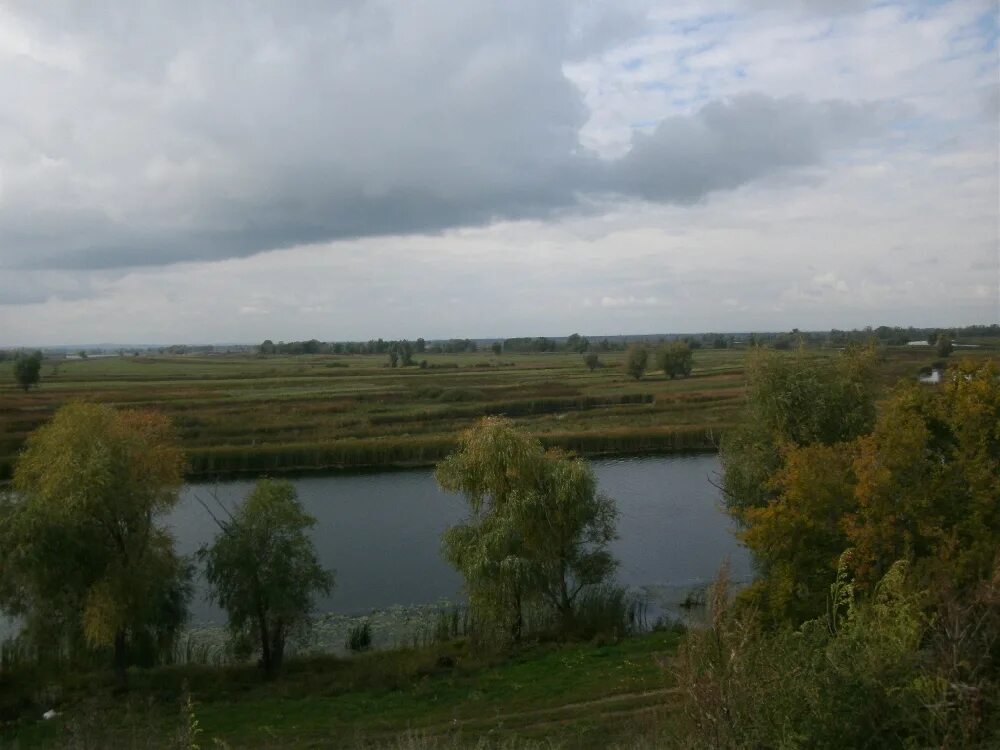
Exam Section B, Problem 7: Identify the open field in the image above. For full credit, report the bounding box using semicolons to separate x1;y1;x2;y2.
0;630;684;749
1;345;996;480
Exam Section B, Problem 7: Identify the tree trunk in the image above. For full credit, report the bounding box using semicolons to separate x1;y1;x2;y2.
270;621;285;674
258;613;273;679
558;573;575;634
113;629;128;690
511;592;523;643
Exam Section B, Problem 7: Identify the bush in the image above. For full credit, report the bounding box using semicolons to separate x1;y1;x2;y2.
672;559;1000;749
568;585;647;641
345;621;373;653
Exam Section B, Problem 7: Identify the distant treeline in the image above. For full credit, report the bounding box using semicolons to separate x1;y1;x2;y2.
4;324;997;363
252;324;1000;358
257;338;476;356
255;332;735;357
825;323;999;345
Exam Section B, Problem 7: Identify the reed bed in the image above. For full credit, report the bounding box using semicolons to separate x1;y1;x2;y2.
2;347;972;479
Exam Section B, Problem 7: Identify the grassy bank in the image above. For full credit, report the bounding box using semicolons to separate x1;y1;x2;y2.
0;630;683;749
1;346;993;480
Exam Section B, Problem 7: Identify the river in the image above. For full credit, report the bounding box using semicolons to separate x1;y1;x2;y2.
172;454;751;623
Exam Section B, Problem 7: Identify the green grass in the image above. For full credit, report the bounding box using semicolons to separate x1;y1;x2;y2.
0;630;683;749
1;346;995;479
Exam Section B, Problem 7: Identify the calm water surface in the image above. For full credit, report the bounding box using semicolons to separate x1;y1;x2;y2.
171;455;751;622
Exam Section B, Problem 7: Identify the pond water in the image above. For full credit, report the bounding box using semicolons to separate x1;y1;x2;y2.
172;454;752;623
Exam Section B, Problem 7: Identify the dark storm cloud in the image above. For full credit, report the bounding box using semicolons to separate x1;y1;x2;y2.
603;95;884;202
0;1;883;271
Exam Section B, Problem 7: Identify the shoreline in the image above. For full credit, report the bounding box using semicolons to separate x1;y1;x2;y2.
182;443;719;482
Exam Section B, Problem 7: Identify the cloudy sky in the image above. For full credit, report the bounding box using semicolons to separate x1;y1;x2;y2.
0;0;997;345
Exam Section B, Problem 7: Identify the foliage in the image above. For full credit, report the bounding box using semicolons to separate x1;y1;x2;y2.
847;360;1000;591
435;417;618;644
725;355;998;626
501;337;557;353
674;557;999;749
738;441;857;624
623;345;648;380
13;350;43;391
564;333;589;353
199;479;333;677
655;342;693;379
720;345;877;513
1;402;190;682
697;356;1000;744
936;332;954;357
346;621;373;653
583;352;601;371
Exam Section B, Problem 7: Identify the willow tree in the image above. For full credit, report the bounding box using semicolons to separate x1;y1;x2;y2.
436;417;617;641
1;402;190;685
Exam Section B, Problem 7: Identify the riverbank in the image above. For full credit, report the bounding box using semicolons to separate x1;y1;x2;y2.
183;426;719;479
0;629;685;748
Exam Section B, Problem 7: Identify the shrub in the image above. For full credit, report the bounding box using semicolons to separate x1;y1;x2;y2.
346;621;373;653
673;558;1000;749
568;585;647;641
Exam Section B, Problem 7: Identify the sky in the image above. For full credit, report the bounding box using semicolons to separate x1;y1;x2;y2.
0;0;997;346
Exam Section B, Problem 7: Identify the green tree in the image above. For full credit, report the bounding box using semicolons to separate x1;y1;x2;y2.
656;341;693;379
435;418;618;641
13;350;43;392
1;403;190;684
200;479;333;678
720;346;877;514
399;340;414;367
624;345;648;380
259;339;276;356
491;342;502;356
565;333;589;353
583;352;601;371
935;333;953;358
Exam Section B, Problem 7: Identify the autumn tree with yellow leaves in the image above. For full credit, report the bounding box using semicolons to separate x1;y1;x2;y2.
725;353;999;626
0;402;190;685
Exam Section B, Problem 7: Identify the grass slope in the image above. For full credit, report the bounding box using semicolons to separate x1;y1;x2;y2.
1;631;683;749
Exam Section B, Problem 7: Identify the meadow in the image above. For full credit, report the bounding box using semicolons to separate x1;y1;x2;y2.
1;629;686;748
0;345;990;480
